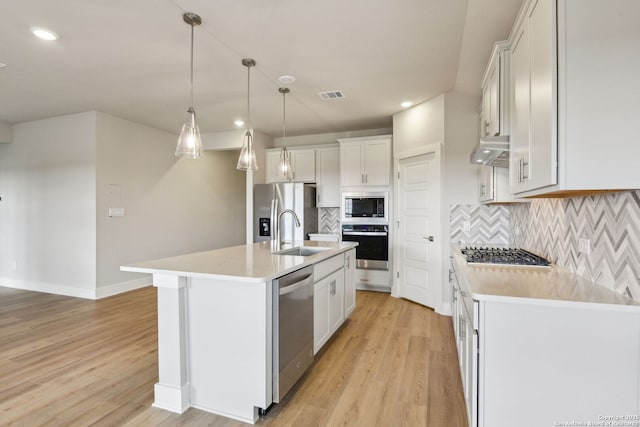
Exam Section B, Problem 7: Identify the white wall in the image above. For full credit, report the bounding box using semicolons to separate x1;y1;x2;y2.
0;112;98;298
95;112;247;296
392;91;480;313
0;111;247;299
0;122;11;143
393;96;444;155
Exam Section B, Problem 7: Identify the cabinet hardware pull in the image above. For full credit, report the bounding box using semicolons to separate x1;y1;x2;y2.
423;235;434;242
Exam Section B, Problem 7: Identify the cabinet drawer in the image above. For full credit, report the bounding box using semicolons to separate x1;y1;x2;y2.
313;254;344;281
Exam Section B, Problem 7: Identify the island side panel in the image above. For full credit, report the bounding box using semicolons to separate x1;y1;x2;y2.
153;274;190;413
187;276;273;424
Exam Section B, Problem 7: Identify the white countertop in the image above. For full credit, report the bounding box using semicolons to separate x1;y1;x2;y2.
451;245;639;308
121;240;358;283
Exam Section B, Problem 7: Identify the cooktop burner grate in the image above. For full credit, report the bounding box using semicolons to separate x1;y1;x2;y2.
461;247;551;267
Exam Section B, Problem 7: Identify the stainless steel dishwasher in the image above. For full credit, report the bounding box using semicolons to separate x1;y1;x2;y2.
272;265;314;403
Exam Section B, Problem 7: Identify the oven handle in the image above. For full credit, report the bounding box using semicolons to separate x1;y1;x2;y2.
342;231;388;236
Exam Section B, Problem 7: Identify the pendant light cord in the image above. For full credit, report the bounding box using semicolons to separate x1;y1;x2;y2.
282;90;286;140
189;23;195;109
246;65;251;130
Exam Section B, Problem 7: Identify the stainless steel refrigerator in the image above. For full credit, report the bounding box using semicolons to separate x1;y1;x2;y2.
254;183;317;243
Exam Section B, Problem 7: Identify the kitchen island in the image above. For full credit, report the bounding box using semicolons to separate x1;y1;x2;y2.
121;240;357;424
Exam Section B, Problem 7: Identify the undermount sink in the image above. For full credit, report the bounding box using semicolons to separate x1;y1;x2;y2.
275;246;331;256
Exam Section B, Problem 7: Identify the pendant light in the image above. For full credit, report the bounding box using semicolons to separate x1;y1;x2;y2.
278;88;293;180
237;58;258;170
175;13;204;159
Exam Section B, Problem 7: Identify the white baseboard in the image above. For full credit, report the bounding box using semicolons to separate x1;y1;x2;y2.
438;301;452;316
96;277;151;299
0;277;95;299
0;276;151;300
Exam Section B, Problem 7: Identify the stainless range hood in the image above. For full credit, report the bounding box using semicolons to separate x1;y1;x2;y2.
470;135;509;168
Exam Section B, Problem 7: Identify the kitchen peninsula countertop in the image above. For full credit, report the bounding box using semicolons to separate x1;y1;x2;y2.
121;240;357;283
451;244;639;308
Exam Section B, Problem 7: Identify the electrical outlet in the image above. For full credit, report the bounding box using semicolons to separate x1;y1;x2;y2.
11;261;16;271
579;238;591;255
463;221;471;232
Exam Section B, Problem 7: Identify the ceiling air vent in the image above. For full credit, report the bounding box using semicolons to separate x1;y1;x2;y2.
318;90;345;100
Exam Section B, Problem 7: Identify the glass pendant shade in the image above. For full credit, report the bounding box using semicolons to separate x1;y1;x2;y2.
175;107;203;159
278;146;292;179
175;13;203;160
237;59;258;170
236;130;258;170
278;87;293;179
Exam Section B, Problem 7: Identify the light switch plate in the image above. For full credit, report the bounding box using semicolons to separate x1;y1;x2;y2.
108;208;125;217
463;221;471;232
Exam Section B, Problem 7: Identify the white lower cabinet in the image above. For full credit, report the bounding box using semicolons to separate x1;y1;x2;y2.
343;249;356;317
451;259;640;427
314;269;344;354
313;252;356;354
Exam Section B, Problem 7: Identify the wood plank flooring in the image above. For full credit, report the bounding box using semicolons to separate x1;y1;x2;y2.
0;286;467;426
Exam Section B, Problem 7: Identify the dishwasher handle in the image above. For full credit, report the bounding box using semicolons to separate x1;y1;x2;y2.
279;273;314;296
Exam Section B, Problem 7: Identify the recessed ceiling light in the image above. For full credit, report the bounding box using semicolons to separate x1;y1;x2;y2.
475;159;484;163
482;149;491;154
0;63;7;69
234;119;245;127
401;101;413;108
278;75;296;85
31;27;58;41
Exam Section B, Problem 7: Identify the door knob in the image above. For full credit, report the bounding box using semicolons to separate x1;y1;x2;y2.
424;236;434;242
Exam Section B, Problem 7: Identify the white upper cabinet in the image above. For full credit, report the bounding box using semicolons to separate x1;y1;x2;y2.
315;146;341;207
479;166;516;204
338;135;392;187
481;41;510;138
265;148;315;183
479;41;515;204
508;0;640;197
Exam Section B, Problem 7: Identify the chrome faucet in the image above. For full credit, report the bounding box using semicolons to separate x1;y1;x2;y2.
273;209;301;251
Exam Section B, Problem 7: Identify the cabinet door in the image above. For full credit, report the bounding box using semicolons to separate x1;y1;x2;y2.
509;22;531;194
527;0;556;190
340;143;364;186
478;165;495;202
316;147;341;207
265;150;288;183
344;250;356;317
291;149;316;182
484;59;500;137
329;270;345;333
363;140;390;186
313;277;331;354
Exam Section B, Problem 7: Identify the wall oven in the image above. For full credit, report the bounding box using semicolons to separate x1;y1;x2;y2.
341;192;388;224
341;224;389;270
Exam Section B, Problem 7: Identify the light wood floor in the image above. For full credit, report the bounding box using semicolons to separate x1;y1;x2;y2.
0;286;467;426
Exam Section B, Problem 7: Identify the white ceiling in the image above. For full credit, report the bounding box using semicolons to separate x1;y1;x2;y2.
0;0;522;137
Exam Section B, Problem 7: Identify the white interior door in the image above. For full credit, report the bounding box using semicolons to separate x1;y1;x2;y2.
397;152;440;308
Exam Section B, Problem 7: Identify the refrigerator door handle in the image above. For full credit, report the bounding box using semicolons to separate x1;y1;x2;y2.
270;199;277;239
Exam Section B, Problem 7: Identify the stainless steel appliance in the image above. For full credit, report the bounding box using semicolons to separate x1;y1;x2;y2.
254;183;317;243
341;192;388;224
461;247;551;266
272;265;314;403
341;224;389;270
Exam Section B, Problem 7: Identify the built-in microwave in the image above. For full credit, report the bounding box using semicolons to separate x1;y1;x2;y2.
341;192;388;224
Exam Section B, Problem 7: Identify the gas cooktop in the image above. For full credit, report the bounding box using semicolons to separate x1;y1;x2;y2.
461;247;551;267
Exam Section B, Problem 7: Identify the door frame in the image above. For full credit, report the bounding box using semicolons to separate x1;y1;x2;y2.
392;143;443;313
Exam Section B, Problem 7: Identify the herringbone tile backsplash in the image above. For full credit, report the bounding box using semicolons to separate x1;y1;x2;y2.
510;191;640;302
318;208;341;234
450;205;510;245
